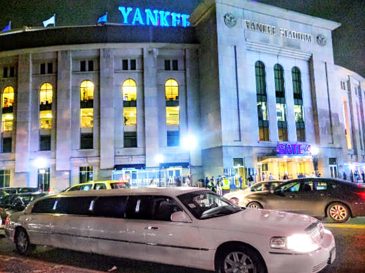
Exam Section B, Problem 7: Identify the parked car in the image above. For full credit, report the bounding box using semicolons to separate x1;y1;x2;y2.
0;192;46;223
5;188;335;273
224;180;283;206
2;187;39;195
242;178;365;223
64;181;131;192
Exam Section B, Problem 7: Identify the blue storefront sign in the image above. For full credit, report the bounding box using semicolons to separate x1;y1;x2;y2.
118;6;191;27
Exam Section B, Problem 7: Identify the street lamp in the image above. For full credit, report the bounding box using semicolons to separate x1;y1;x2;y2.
155;154;164;187
311;146;320;177
33;157;48;192
182;134;197;186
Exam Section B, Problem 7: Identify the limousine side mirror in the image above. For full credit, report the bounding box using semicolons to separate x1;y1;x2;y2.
171;211;192;223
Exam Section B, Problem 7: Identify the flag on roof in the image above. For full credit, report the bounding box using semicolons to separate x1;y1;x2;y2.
43;14;56;27
98;13;108;24
2;21;11;32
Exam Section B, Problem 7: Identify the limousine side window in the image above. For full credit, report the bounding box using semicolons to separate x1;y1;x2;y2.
68;185;81;191
126;196;154;220
55;197;95;215
93;196;127;218
94;183;107;190
152;197;182;221
32;198;57;213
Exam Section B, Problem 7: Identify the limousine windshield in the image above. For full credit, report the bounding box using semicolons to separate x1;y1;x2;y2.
178;191;242;220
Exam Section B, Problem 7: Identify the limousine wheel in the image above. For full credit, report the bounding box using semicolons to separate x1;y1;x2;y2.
327;202;350;223
15;228;35;255
217;245;266;273
247;202;263;209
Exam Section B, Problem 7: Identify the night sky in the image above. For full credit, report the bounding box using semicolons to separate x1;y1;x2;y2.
0;0;363;77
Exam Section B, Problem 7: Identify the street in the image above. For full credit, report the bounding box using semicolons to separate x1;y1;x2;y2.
0;218;364;273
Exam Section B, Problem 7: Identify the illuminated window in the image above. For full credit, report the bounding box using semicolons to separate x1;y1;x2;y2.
0;170;10;187
124;107;137;126
123;79;137;101
166;107;180;125
165;79;179;101
80;166;93;183
274;64;287;141
39;110;52;129
292;67;305;142
2;86;14;109
80;109;94;128
2;113;13;131
255;61;269;141
40;83;53;105
80;81;94;103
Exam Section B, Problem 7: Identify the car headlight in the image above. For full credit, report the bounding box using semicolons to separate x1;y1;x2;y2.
270;234;320;253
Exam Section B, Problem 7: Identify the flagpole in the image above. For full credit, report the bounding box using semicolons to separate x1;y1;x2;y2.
9;21;11;30
54;14;56;27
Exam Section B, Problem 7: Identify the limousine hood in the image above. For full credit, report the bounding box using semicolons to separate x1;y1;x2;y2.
199;209;317;236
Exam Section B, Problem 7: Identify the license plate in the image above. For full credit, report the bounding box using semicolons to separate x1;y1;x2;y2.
328;247;336;264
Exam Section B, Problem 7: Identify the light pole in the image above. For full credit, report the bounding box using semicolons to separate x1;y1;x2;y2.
182;134;197;186
311;146;319;177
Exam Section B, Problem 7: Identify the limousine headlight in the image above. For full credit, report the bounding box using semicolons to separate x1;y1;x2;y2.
270;234;320;253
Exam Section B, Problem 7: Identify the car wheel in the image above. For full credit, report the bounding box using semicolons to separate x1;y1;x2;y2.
327;202;350;223
217;245;267;273
247;202;263;209
15;228;35;255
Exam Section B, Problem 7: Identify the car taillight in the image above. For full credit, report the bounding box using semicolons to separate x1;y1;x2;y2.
356;192;365;199
5;215;10;226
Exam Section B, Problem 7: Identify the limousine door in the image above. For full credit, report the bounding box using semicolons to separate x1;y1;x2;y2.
88;196;130;258
144;197;202;267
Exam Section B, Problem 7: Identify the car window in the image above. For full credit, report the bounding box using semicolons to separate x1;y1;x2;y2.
54;197;95;215
278;182;301;192
80;184;93;191
92;196;127;218
250;184;261;191
94;183;107;190
126;196;154;220
68;185;81;191
110;182;131;189
314;182;327;191
152;196;182;221
270;183;281;190
32;198;57;213
300;182;314;192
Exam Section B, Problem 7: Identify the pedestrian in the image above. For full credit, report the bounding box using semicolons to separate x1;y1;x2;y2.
222;176;230;195
247;175;254;186
350;171;354;183
268;173;274;180
216;180;223;196
204;177;209;188
343;172;347;181
354;171;359;183
239;176;243;189
362;171;365;182
262;173;266;181
283;172;289;180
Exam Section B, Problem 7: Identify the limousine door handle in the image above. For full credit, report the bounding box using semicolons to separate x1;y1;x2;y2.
145;226;159;230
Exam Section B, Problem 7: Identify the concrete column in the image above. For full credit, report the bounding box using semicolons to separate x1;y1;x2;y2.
285;68;296;142
99;49;115;169
143;48;160;167
14;54;32;186
56;51;72;171
266;67;279;143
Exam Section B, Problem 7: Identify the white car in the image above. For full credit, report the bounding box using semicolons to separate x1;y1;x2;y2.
224;181;283;206
4;188;335;273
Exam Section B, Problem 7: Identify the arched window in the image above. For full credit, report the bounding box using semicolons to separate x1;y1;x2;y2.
255;61;269;141
40;83;53;105
2;86;14;109
122;79;137;101
80;81;94;102
165;79;179;101
274;64;287;141
292;67;305;142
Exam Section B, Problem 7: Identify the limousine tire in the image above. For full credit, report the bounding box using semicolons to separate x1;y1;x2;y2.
15;228;35;255
217;244;267;273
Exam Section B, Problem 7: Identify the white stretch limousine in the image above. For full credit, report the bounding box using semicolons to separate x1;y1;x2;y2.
5;188;336;273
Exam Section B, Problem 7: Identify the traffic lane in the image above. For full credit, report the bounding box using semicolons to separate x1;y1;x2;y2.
321;217;365;273
0;231;210;273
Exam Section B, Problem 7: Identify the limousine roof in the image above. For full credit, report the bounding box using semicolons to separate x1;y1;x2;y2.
53;187;205;198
